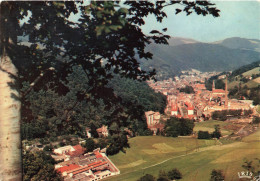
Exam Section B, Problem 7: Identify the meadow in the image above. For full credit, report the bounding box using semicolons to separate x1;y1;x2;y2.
107;128;260;181
229;67;260;89
193;120;234;136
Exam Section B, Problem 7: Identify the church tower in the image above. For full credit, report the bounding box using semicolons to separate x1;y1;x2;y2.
225;76;228;108
212;80;215;91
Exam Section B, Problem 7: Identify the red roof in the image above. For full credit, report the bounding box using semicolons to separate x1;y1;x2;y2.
57;164;80;173
73;145;84;151
212;89;225;93
67;145;86;157
95;153;103;158
171;104;178;111
72;161;108;175
185;102;194;110
195;84;206;89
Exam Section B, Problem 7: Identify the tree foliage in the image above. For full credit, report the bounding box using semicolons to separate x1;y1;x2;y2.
22;151;61;181
198;131;211;139
211;125;221;139
167;168;182;180
252;116;260;125
212;109;252;121
1;1;219;140
1;1;220;179
229;61;260;78
179;85;195;94
229;85;260;105
137;174;156;181
210;169;225;181
164;117;194;137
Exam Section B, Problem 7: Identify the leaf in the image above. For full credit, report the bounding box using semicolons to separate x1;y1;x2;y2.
109;25;122;31
96;25;105;36
175;9;182;14
118;8;129;15
150;30;160;34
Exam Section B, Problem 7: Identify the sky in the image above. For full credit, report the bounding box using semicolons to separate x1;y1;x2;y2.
141;1;260;43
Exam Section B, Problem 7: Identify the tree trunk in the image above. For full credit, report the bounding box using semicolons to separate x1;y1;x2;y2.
0;53;22;180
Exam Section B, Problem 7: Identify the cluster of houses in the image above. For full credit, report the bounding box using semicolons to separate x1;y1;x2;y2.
145;73;255;134
52;146;120;181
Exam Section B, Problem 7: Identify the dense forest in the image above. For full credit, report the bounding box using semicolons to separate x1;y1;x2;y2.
21;67;166;141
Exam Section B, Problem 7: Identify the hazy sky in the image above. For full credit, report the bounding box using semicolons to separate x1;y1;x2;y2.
141;1;260;42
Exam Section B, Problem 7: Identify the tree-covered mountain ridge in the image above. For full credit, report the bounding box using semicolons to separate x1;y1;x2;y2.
139;37;260;80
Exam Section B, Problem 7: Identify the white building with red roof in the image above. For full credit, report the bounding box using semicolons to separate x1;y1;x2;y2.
55;148;120;181
170;104;178;116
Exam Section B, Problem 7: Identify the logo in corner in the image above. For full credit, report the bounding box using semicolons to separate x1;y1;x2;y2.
238;171;253;179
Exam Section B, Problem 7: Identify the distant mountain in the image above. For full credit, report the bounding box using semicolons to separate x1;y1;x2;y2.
167;37;199;46
213;37;260;52
139;37;260;79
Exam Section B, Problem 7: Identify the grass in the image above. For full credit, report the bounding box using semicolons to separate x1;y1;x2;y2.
242;67;260;77
193;120;233;136
108;136;217;174
107;130;260;181
257;105;260;114
245;77;260;88
228;67;260;89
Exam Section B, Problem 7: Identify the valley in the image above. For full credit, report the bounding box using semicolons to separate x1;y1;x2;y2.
107;125;260;181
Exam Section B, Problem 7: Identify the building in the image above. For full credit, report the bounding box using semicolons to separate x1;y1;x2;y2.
96;125;109;137
55;148;120;181
85;127;92;138
53;145;86;158
145;111;161;126
170;104;178;116
54;145;75;155
145;111;163;135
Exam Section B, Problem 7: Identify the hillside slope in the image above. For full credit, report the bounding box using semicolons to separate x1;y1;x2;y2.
214;37;260;52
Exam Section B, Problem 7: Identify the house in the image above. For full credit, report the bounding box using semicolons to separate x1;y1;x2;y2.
96;125;109;137
185;102;194;115
53;145;86;157
145;111;161;126
67;145;86;157
85;127;91;138
170;104;178;116
53;145;75;155
194;84;206;90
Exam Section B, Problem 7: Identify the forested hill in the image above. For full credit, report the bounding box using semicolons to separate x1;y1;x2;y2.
108;76;166;113
214;37;260;52
229;61;260;79
21;67;166;140
139;37;260;80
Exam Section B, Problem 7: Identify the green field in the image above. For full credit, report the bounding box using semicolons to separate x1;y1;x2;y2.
107;130;260;181
228;67;260;89
194;120;233;136
242;67;260;77
257;105;260;114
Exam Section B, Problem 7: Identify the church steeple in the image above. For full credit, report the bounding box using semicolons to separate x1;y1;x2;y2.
212;80;215;91
225;76;228;108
